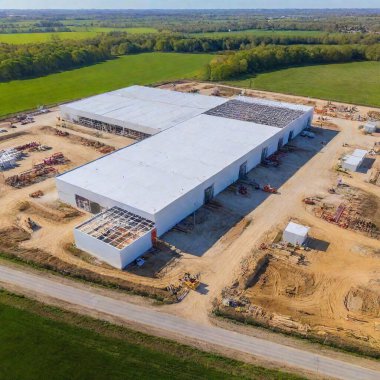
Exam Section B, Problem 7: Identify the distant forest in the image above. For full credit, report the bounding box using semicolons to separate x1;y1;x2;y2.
0;9;380;82
1;8;380;34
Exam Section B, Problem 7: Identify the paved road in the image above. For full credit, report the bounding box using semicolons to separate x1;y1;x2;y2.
0;265;379;380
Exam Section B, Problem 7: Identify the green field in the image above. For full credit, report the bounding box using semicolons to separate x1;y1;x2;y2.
226;61;380;107
0;291;302;380
194;29;335;38
0;27;157;44
71;26;158;34
0;52;212;117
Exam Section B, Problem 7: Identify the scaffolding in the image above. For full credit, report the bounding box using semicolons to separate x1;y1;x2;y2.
0;148;22;171
67;116;150;141
76;206;155;250
205;99;305;128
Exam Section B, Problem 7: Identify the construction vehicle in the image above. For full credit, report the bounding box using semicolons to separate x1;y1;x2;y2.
263;184;278;194
27;217;40;231
238;184;248;195
180;272;200;291
29;190;44;198
55;130;69;137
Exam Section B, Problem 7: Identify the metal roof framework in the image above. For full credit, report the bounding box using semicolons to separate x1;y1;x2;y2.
76;206;155;250
205;99;305;128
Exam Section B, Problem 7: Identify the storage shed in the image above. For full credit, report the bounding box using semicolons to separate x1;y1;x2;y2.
342;149;367;172
283;222;310;246
364;122;378;134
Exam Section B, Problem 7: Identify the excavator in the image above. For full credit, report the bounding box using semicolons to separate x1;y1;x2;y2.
263;184;278;194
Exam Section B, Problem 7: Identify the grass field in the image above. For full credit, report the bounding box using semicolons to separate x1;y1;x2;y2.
0;52;212;117
0;291;302;380
226;61;380;108
194;29;336;38
0;27;157;44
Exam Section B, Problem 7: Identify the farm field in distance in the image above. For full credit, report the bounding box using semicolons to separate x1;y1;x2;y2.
0;52;212;117
193;29;339;38
0;292;301;380
0;27;158;44
226;61;380;108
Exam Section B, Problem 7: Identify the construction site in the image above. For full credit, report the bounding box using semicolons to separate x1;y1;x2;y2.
0;81;379;355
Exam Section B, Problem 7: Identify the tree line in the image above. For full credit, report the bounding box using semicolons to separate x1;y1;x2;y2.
205;45;380;81
1;32;380;82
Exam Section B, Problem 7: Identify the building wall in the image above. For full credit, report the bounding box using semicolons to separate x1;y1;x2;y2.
154;113;311;236
74;227;153;269
58;109;312;238
56;177;155;221
60;105;159;136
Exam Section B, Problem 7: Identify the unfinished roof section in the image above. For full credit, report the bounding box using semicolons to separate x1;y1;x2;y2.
236;95;314;113
60;85;227;135
76;206;155;250
204;99;306;128
57;114;281;217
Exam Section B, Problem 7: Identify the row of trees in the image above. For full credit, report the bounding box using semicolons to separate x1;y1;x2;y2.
106;32;380;55
205;45;380;81
0;40;110;81
1;32;380;82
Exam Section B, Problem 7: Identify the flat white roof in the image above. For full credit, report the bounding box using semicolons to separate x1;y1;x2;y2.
351;149;367;159
58;114;281;217
285;222;310;237
344;155;363;166
60;86;227;134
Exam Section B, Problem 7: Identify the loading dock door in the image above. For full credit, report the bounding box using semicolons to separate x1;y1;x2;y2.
239;161;247;179
75;194;101;214
277;137;284;151
261;147;268;162
75;195;91;212
204;185;214;204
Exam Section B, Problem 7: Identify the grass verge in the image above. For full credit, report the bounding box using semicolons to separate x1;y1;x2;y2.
0;290;304;380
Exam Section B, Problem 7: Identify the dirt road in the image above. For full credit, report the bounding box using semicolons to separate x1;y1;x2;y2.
0;264;379;380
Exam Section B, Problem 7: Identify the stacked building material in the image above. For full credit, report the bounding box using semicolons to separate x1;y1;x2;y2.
0;148;23;171
5;166;57;188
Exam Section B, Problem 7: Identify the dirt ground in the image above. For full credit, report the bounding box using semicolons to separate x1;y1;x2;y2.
1;85;379;354
219;214;380;351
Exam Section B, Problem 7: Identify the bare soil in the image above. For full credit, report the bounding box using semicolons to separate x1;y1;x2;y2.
1;85;380;357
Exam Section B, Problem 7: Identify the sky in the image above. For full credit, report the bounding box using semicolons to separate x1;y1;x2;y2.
0;0;379;10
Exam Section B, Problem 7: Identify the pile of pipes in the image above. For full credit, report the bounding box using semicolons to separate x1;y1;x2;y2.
15;141;40;151
5;166;57;188
38;152;68;166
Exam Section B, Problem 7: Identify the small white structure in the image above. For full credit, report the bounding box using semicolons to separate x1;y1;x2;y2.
364;122;378;134
342;149;367;172
0;148;21;171
283;222;310;246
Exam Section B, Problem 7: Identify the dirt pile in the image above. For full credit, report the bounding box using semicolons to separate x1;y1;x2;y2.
345;286;380;317
17;200;82;222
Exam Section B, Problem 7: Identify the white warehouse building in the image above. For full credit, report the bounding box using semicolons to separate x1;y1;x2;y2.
57;86;314;269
